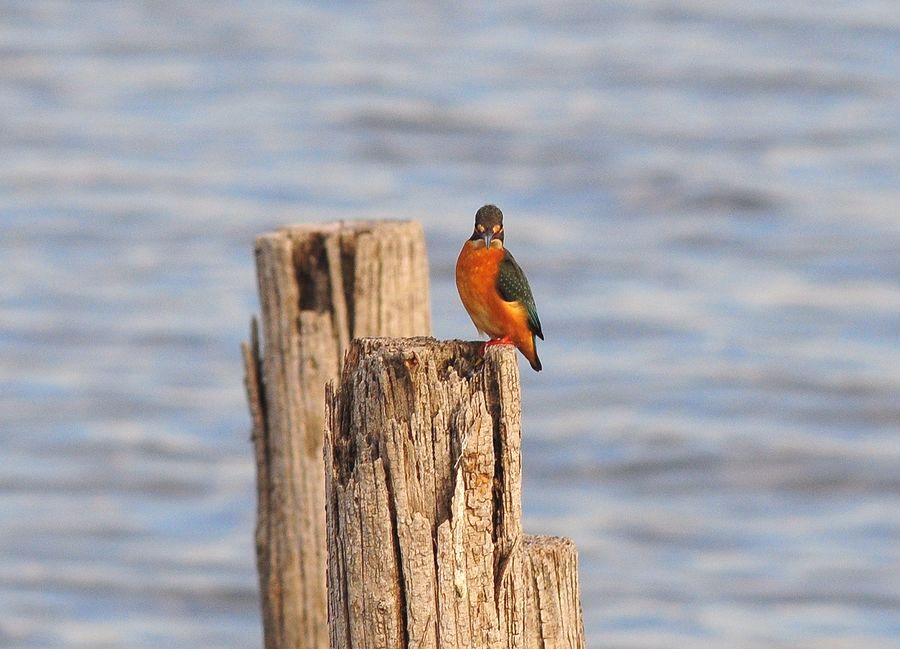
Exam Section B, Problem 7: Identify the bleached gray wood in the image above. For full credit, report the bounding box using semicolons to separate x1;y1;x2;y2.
242;222;431;649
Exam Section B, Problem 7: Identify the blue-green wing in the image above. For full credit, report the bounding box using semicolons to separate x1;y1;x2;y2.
497;250;543;340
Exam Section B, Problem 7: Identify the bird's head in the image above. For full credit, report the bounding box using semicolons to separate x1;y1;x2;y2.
471;204;504;249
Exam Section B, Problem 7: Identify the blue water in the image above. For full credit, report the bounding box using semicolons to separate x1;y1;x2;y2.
2;2;899;648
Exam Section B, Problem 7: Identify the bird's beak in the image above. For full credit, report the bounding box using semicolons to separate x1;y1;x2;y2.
483;232;494;248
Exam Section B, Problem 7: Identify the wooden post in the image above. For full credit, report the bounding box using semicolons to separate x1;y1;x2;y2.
242;222;431;649
324;338;585;649
523;537;586;649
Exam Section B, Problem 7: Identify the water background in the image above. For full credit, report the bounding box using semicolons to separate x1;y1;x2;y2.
2;2;899;647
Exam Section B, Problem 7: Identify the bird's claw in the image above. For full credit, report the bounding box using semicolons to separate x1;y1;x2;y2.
482;336;513;352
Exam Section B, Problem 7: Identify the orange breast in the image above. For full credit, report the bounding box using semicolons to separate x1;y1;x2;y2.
455;240;531;344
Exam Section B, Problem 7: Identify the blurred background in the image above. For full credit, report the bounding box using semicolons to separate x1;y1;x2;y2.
2;2;899;648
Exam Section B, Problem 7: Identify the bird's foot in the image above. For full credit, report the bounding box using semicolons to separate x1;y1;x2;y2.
482;336;513;353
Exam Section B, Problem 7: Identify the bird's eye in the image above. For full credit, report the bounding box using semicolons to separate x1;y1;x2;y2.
476;224;485;233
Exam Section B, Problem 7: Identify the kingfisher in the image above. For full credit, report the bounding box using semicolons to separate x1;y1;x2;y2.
456;204;544;371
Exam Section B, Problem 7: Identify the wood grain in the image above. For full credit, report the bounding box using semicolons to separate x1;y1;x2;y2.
243;222;431;649
324;339;584;649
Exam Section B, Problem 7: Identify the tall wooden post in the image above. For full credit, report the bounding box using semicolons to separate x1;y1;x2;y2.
324;338;585;649
242;222;431;649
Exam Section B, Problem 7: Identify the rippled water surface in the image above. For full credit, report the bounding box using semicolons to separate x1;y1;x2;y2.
2;2;899;648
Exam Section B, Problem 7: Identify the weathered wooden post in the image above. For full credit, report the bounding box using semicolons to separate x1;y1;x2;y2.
242;222;431;649
522;536;585;648
324;337;585;649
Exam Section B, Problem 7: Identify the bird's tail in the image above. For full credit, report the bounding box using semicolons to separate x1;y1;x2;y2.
525;336;542;372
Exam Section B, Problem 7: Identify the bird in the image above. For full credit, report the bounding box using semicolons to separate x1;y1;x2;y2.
456;204;544;371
